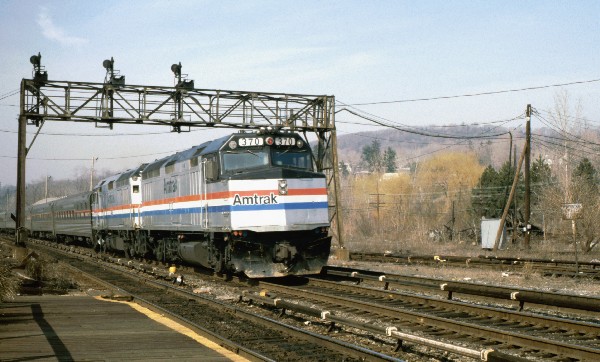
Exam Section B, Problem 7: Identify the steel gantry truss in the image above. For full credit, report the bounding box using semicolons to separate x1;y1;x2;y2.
16;55;345;250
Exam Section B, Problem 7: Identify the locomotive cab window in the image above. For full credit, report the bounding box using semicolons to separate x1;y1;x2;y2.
271;148;313;170
222;149;269;173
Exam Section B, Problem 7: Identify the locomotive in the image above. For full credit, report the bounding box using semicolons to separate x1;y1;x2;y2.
19;129;332;278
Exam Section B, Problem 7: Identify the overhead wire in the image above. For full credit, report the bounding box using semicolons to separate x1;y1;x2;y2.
533;137;596;164
337;107;523;139
0;89;20;102
0;148;185;162
0;127;211;137
340;77;600;106
534;108;600;126
532;110;600;152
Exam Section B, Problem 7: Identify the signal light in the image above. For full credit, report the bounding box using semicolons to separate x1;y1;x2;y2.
102;58;114;71
30;53;41;67
266;137;274;145
171;62;182;77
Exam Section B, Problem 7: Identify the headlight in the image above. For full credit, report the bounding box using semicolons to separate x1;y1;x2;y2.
278;179;288;195
296;140;304;148
228;140;238;149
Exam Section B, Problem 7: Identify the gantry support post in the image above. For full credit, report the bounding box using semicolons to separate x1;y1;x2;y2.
16;97;27;246
329;129;347;258
523;104;532;248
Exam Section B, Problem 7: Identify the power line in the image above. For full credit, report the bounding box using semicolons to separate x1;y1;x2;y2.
533;111;600;149
341;77;600;106
0;89;20;101
337;128;521;147
0;127;211;137
533;136;600;160
338;107;520;139
0;148;183;161
534;108;600;126
533;132;600;148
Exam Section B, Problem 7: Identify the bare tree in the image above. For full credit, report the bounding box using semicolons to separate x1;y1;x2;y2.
537;90;600;252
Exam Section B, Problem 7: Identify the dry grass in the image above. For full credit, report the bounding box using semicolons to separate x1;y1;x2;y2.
0;261;19;301
0;242;19;301
25;254;76;293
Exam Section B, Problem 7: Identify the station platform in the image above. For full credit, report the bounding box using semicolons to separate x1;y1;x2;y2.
0;294;247;361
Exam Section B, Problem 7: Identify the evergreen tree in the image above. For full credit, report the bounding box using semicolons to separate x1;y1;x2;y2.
383;147;397;173
531;155;553;185
361;140;382;172
472;162;522;219
573;158;597;185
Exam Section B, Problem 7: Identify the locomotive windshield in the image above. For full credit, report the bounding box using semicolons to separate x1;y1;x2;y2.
221;147;313;173
271;148;312;170
222;149;269;173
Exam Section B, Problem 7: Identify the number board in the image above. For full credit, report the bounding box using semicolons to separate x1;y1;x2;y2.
238;137;264;147
275;137;295;146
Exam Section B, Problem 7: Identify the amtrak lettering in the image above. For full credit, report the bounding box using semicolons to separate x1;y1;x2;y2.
232;193;278;205
164;178;177;194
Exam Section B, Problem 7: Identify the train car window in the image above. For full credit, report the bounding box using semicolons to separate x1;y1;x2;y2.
108;181;114;190
190;157;199;167
222;149;269;173
165;164;175;174
133;185;140;193
271;149;313;170
204;154;219;181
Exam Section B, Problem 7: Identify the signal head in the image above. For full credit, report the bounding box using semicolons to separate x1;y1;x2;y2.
30;53;41;67
171;62;182;76
103;57;114;70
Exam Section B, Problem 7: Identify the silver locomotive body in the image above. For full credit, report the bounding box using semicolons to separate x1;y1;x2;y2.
12;131;331;278
92;130;331;277
92;164;145;253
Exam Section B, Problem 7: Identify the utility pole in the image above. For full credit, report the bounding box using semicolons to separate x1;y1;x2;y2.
523;104;531;248
513;144;517;240
451;200;455;241
90;157;98;191
16;113;27;246
494;140;528;251
507;132;514;242
45;175;51;202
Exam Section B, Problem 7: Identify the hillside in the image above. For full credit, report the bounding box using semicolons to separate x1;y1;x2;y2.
335;124;600;172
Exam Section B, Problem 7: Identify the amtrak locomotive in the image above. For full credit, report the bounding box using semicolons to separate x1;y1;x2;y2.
21;129;332;278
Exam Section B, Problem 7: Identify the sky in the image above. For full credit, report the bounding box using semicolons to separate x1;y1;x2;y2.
0;0;599;187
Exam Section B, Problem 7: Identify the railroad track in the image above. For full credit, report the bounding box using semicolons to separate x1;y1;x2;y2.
8;237;520;361
350;252;600;279
251;274;600;361
10;238;400;362
322;266;600;316
9;237;599;361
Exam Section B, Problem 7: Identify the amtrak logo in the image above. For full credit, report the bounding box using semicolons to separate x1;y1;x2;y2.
233;193;278;205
